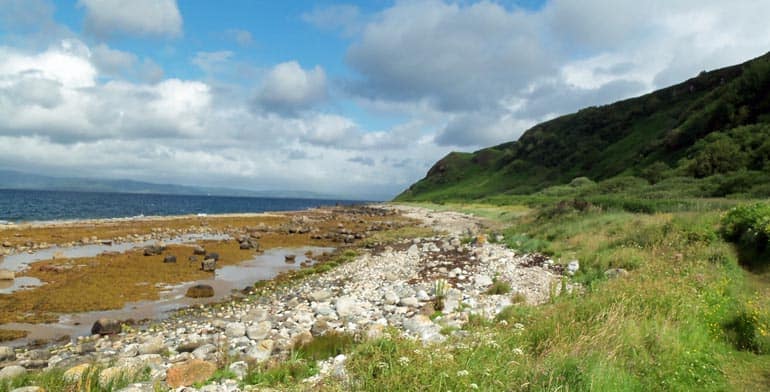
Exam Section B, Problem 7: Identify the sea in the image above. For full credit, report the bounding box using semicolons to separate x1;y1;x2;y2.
0;189;365;223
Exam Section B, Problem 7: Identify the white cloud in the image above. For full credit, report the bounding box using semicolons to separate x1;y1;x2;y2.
301;4;363;37
225;29;255;47
255;61;328;114
78;0;182;38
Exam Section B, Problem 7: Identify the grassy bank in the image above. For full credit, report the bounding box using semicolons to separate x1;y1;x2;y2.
330;201;770;391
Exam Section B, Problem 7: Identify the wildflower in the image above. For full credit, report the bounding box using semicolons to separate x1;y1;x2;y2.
457;370;470;377
470;383;479;389
398;356;410;366
512;348;524;356
376;362;389;370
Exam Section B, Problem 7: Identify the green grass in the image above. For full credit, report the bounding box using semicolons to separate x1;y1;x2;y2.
0;365;151;392
325;201;770;391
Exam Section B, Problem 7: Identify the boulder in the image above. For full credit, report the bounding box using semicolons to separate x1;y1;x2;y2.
163;255;177;263
143;245;164;256
604;268;629;279
193;246;206;255
228;361;248;380
290;330;313;348
201;259;216;272
567;260;580;275
0;346;15;361
245;339;274;363
246;321;271;340
138;336;165;355
205;253;219;261
335;296;358;318
63;363;91;382
166;359;217;388
225;322;246;338
0;270;14;280
309;289;332;302
202;255;221;270
284;254;296;264
0;365;26;380
91;318;122;335
185;284;214;298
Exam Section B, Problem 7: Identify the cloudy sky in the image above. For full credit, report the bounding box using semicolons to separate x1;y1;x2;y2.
1;0;769;200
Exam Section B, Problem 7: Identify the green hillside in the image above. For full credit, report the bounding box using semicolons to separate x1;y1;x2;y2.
397;52;770;202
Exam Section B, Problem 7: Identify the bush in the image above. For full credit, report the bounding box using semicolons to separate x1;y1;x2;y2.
721;203;770;266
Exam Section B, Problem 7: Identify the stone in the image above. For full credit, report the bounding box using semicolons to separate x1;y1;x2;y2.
192;344;217;360
604;268;629;279
290;330;313;348
91;318;122;335
116;383;155;392
166;359;217;388
399;297;419;308
335;296;358;318
0;346;15;361
225;322;246;338
246;339;274;363
143;245;163;256
193;246;206;255
10;387;44;392
474;275;493;288
567;260;580;275
228;361;248;380
64;363;91;382
201;259;217;272
0;270;14;280
383;291;399;305
186;284;214;298
246;321;271;340
163;255;177;263
25;349;49;361
138;336;165;355
0;365;26;380
285;254;296;263
205;253;219;261
416;290;430;301
309;289;332;302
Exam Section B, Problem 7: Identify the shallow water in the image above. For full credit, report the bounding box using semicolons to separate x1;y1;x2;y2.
0;246;330;346
0;233;230;272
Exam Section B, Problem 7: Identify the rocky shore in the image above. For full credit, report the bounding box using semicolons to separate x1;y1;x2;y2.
0;205;565;391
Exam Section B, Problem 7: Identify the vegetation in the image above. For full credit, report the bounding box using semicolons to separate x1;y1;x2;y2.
332;202;770;391
397;52;770;202
0;365;151;392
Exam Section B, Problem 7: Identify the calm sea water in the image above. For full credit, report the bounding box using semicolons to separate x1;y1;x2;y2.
0;189;363;222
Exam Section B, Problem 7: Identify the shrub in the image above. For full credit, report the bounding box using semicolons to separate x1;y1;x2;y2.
721;203;770;266
485;278;512;295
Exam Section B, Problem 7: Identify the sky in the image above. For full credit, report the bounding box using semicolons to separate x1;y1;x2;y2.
1;1;770;200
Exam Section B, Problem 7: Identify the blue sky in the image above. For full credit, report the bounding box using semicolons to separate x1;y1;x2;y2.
0;0;769;199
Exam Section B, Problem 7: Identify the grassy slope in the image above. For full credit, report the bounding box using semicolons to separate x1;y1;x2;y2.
397;51;770;202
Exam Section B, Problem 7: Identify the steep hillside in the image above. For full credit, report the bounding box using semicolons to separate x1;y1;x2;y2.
398;52;770;201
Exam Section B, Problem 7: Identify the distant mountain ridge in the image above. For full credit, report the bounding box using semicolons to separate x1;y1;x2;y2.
0;170;343;200
397;51;770;201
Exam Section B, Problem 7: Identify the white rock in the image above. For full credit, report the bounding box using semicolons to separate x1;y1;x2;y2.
383;291;400;305
474;275;493;288
399;297;420;308
246;339;274;363
567;260;580;275
228;361;248;380
335;296;358;318
246;321;272;340
309;289;332;302
0;346;15;361
225;322;246;338
0;365;26;380
416;290;430;301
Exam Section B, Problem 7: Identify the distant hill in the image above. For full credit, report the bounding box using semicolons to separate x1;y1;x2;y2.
0;170;343;200
397;52;770;202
